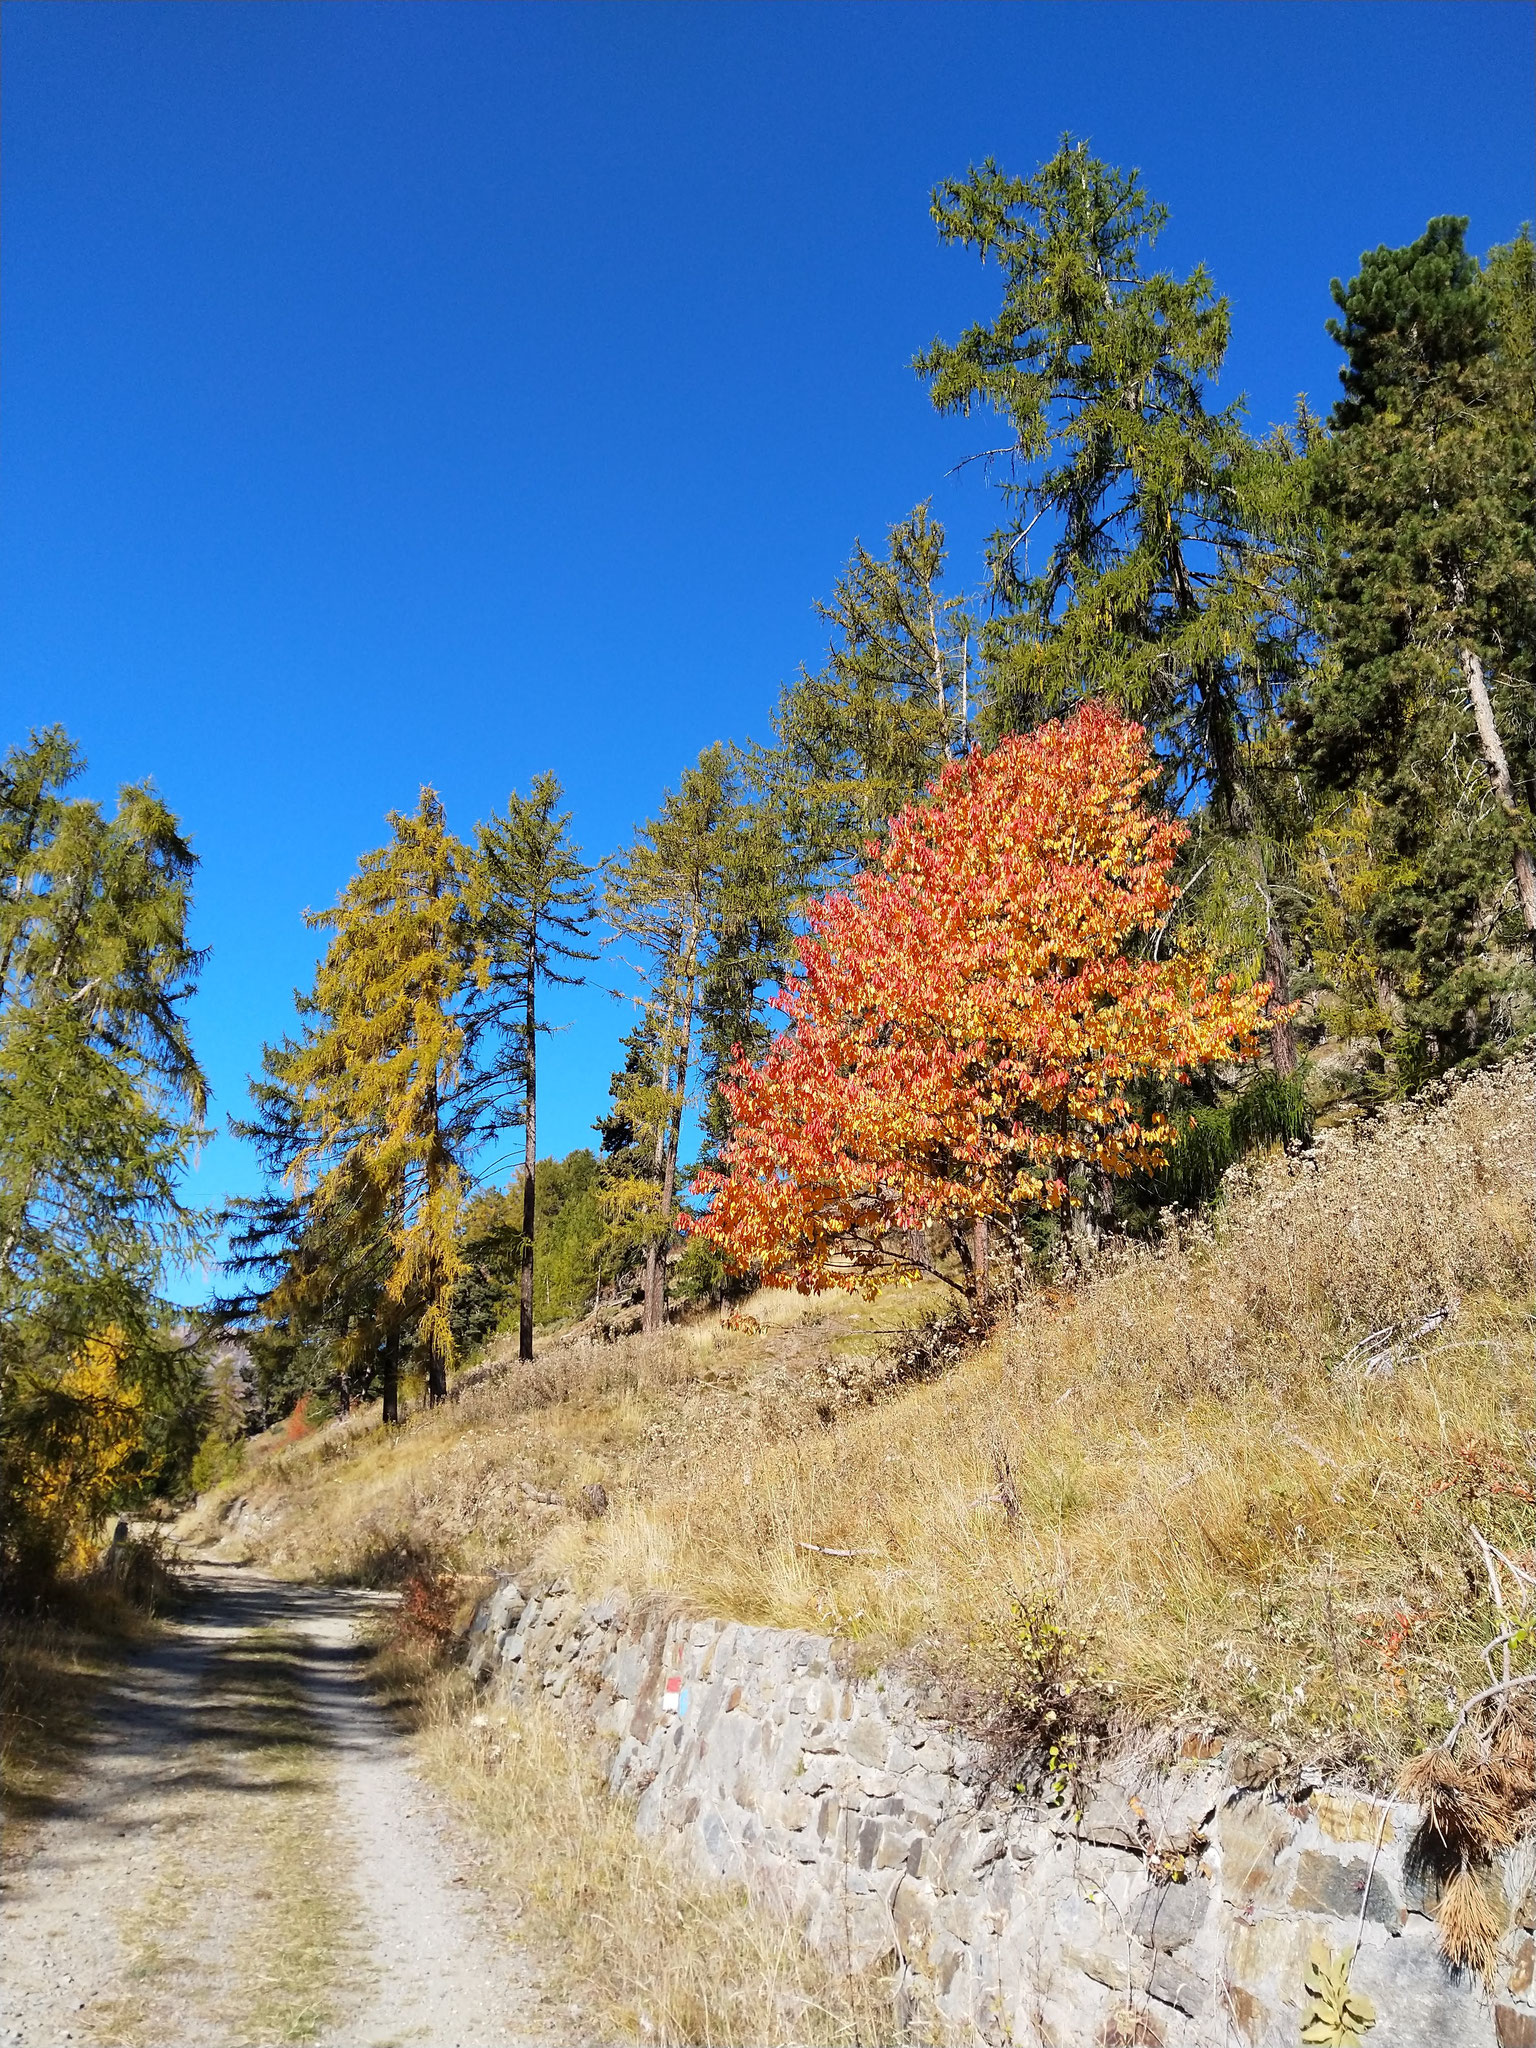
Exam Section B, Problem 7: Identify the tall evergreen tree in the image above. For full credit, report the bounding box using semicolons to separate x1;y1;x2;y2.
915;138;1306;818
473;774;595;1363
1296;221;1536;1070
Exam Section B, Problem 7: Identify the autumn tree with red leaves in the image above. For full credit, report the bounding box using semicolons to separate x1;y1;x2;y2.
689;706;1270;1302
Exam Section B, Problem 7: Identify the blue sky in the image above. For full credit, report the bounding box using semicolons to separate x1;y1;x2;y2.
4;0;1532;1295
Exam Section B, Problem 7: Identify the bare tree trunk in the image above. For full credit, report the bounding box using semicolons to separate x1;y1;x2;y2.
645;940;699;1334
1463;646;1536;946
519;956;537;1362
423;1099;448;1407
380;1327;400;1427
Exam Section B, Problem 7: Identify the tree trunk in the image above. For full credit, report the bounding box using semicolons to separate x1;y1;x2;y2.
421;1064;448;1406
645;935;699;1336
519;957;537;1362
380;1328;400;1427
1264;921;1298;1077
1463;646;1536;949
971;1216;989;1308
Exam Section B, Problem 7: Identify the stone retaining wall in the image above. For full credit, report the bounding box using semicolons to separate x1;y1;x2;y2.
465;1577;1530;2046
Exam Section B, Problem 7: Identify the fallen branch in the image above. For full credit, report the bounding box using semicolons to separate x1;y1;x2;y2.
797;1542;882;1559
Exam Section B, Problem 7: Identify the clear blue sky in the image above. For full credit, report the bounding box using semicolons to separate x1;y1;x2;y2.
4;0;1532;1295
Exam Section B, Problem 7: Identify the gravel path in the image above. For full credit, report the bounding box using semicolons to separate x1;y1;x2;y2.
0;1564;545;2048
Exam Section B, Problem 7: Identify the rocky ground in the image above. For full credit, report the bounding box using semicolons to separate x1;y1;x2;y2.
0;1563;548;2048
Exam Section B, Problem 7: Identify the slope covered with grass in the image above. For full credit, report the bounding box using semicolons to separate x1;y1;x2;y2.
187;1059;1532;1780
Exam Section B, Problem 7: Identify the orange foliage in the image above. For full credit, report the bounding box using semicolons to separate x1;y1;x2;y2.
691;705;1268;1294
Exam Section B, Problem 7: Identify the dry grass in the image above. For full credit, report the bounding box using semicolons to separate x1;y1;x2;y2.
1;1537;183;1837
185;1060;1534;1778
379;1640;898;2046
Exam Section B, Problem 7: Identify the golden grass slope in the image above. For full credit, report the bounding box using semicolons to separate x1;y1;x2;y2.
186;1058;1534;1778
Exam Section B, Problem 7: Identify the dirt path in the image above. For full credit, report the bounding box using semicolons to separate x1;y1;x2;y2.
0;1564;546;2048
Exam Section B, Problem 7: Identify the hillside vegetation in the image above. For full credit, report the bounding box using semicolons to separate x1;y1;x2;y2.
186;1056;1532;1782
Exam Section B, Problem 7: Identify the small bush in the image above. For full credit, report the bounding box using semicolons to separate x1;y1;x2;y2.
189;1429;245;1496
89;1528;186;1617
282;1395;315;1443
397;1567;459;1652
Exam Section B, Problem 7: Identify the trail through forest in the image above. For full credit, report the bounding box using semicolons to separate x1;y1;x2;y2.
0;1564;545;2048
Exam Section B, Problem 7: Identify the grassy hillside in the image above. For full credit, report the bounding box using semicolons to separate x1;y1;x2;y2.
185;1058;1533;1781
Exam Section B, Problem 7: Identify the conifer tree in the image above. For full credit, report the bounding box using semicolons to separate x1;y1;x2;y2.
1;727;209;1572
221;1039;394;1421
286;791;483;1408
604;746;792;1329
1296;221;1536;1070
473;775;594;1362
763;505;973;879
916;138;1306;818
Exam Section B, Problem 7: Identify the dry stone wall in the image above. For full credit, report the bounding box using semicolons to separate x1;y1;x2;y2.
465;1577;1532;2046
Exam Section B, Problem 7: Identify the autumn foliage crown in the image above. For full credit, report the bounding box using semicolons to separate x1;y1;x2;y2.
690;705;1268;1294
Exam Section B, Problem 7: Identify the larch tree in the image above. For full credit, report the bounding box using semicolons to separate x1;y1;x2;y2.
691;706;1269;1305
286;790;483;1413
473;774;595;1363
220;1038;394;1423
0;726;209;1574
604;745;790;1331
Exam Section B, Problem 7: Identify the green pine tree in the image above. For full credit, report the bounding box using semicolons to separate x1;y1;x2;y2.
473;774;595;1362
1296;219;1536;1071
916;137;1307;818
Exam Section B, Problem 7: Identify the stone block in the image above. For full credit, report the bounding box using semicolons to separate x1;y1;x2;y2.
836;1889;898;1970
1131;1876;1210;1953
1219;1911;1316;2005
1497;2007;1536;2048
935;1887;993;1951
1349;1916;1499;2047
904;1767;963;1814
1073;1786;1144;1852
844;1715;891;1770
874;1824;920;1872
1146;1952;1204;2017
1222;1982;1266;2045
853;1815;883;1871
1507;1932;1535;1996
1309;1790;1394;1846
773;1787;811;1832
1288;1847;1403;1929
1062;1935;1146;1997
695;1807;745;1882
1218;1794;1295;1905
